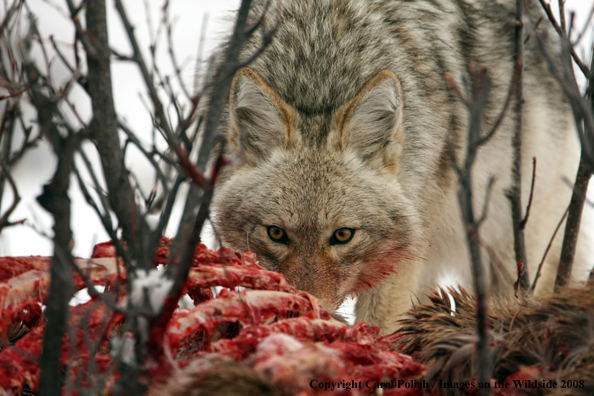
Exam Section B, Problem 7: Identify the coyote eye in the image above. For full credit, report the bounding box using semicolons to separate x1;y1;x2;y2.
330;228;355;245
267;225;289;244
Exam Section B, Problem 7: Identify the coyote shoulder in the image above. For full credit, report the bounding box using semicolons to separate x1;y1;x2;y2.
212;0;591;334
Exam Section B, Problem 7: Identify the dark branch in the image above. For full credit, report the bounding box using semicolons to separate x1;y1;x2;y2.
447;62;494;396
531;204;569;292
529;2;594;291
538;0;590;78
507;0;529;293
519;157;536;230
555;156;591;290
84;0;143;268
0;164;23;231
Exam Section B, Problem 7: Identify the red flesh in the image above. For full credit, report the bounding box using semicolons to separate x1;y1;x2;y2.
0;239;426;395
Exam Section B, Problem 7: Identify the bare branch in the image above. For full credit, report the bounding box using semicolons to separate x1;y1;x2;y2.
17;14;88;390
0;103;18;224
79;147;133;269
196;0;257;170
555;156;591;290
149;174;184;244
114;0;175;140
519;157;537;230
84;0;143;268
0;0;23;34
538;0;590;78
64;249;127;315
156;145;227;334
571;6;594;46
476;176;496;227
559;0;567;35
0;165;24;231
529;4;594;291
447;62;494;395
506;0;529;293
531;204;570;292
118;121;170;193
478;59;520;147
165;11;192;102
49;35;75;74
513;259;524;298
193;13;209;96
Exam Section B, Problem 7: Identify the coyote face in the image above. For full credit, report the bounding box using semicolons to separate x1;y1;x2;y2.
214;69;422;311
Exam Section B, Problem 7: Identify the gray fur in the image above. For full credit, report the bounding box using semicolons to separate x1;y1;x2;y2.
210;0;591;334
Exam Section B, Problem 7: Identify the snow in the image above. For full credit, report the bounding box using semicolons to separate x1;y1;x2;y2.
128;268;174;343
69;286;106;307
336;296;357;326
130;268;174;315
111;335;136;366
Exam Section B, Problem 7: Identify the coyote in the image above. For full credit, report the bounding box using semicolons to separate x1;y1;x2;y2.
212;0;591;334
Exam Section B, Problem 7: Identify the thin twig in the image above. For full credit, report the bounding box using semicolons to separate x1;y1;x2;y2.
153;145;227;351
75;148;133;269
0;0;23;34
196;0;260;170
149;174;184;242
49;35;74;73
571;6;594;46
114;0;175;140
538;0;590;78
0;165;23;230
58;244;128;316
165;10;192;102
559;0;567;35
513;260;524;298
193;13;209;96
476;177;496;227
531;204;570;292
118;121;170;191
520;157;537;230
478;59;521;146
0;102;20;228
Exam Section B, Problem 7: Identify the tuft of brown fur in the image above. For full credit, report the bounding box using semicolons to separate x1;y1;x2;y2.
153;355;284;396
0;322;31;352
395;285;594;395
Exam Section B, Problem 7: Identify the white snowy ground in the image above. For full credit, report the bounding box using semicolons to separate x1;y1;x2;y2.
1;0;593;326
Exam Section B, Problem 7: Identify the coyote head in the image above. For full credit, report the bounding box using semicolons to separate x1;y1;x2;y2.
213;68;422;311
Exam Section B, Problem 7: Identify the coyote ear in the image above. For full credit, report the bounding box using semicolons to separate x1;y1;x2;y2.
334;70;404;172
228;68;296;165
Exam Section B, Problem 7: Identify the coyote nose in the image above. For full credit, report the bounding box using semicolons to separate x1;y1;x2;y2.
284;263;337;310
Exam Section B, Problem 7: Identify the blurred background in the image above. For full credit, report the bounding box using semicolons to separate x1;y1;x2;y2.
0;0;240;257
